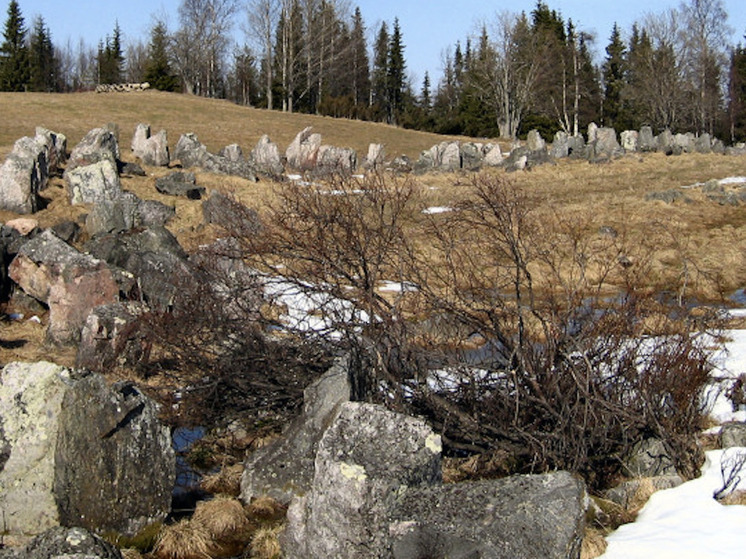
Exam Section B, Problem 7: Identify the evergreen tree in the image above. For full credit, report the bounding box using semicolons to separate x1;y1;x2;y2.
0;0;29;91
28;15;56;91
386;18;406;124
370;21;388;118
420;71;431;110
97;22;124;84
576;31;602;129
602;23;627;131
350;7;369;112
144;20;179;91
728;39;746;141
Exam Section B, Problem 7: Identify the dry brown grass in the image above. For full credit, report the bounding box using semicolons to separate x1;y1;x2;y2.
581;526;608;559
120;549;144;559
0;91;477;161
200;464;244;497
245;496;287;523
248;525;283;559
719;489;746;506
192;496;251;540
152;519;215;559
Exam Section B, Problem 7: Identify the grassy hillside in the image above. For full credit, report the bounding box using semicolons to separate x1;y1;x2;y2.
0;90;480;160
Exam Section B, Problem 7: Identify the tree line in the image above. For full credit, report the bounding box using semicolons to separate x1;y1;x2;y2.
1;0;746;141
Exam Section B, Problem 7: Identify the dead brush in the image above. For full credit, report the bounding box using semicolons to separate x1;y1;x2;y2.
200;464;244;497
248;525;284;559
152;519;215;559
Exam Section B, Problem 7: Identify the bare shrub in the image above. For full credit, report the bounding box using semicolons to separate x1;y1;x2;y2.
212;173;718;490
714;449;746;501
135;236;333;428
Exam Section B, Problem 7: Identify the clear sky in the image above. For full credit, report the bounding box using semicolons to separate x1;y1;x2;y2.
9;0;746;85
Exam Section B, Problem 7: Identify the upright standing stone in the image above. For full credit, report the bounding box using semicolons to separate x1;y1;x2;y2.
638;126;656;152
286;127;322;171
250;135;284;177
0;136;48;214
621;130;639;152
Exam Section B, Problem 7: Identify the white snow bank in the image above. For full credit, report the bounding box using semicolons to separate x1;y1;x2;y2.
601;449;746;559
682;176;746;189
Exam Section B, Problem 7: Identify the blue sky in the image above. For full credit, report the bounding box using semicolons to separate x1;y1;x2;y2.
10;0;746;84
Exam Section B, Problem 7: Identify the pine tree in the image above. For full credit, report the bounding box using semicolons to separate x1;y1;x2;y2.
602;23;627;131
98;22;124;84
386;18;406;124
0;0;29;91
28;15;56;91
370;21;388;119
350;7;369;112
420;71;431;110
144;20;179;91
728;39;746;142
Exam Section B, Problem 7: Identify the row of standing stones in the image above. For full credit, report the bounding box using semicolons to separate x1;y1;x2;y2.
0;123;744;557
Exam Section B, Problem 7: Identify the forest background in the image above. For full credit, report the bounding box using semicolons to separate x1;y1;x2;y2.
2;0;746;143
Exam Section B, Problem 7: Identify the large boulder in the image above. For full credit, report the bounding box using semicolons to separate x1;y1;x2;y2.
85;226;192;308
131;123;170;166
362;143;385;170
0;362;174;537
282;401;442;558
657;129;677;155
34;127;67;173
240;356;353;505
65;158;122;205
694;133;712;154
503;145;552;172
282;399;585;558
638;126;657;152
286;127;322;171
250;135;284;177
622;438;677;477
460;142;483;171
389;472;586;559
0;136;50;214
526;129;546;152
219;143;243;162
22;527;122;559
86;191;175;236
483;143;504;166
550;131;570;159
202;190;261;235
621;130;639;152
8;230;120;345
173;132;208;168
65;127;119;174
315;145;357;175
588;127;623;161
155;171;205;199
